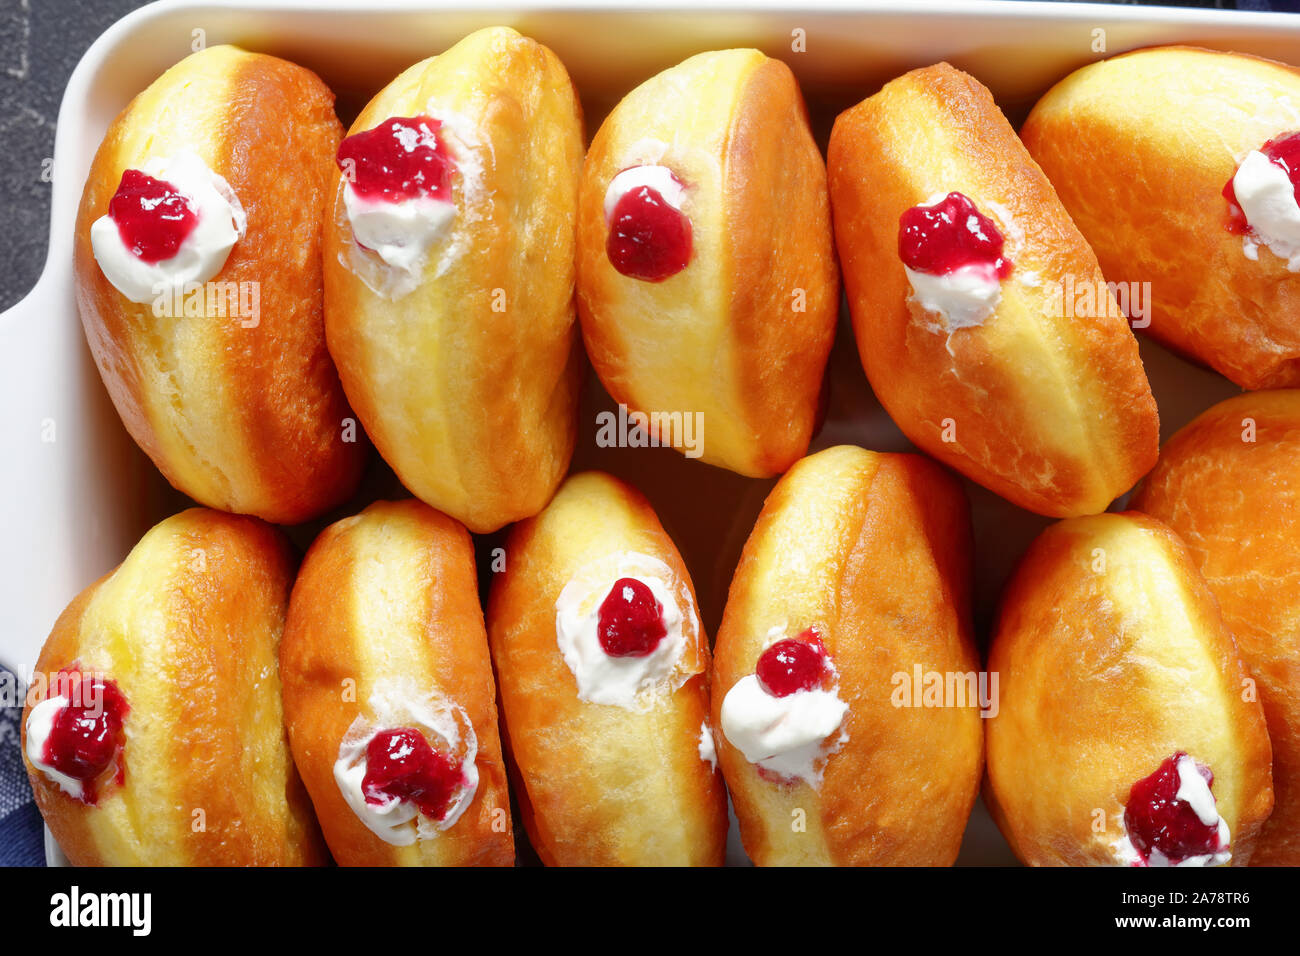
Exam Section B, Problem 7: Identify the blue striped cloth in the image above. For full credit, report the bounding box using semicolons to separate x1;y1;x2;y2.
1;673;43;866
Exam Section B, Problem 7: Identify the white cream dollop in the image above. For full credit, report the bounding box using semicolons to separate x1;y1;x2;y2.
90;150;246;304
332;679;479;847
554;551;697;711
1231;149;1300;271
719;628;849;787
1112;754;1232;867
1112;831;1146;867
341;109;482;300
24;696;85;800
603;165;687;223
343;188;454;275
904;263;1004;331
698;720;717;771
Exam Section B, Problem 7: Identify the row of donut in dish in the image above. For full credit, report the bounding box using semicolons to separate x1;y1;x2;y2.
21;385;1300;866
75;28;1300;534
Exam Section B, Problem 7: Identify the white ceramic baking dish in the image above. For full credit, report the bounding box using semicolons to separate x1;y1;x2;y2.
6;0;1296;866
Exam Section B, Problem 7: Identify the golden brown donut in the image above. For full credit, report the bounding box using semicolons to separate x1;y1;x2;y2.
1022;46;1300;390
74;45;364;524
486;471;727;865
576;49;838;478
986;512;1273;867
827;63;1158;517
711;445;983;866
21;508;325;866
1131;391;1300;865
323;27;584;533
279;499;513;866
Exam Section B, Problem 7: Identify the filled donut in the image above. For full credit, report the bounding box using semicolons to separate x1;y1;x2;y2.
486;471;727;865
22;509;325;865
577;49;838;478
712;445;984;865
323;27;584;533
280;499;513;866
986;512;1273;866
74;45;364;523
828;63;1158;517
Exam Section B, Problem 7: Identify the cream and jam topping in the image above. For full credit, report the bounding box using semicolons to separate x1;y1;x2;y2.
336;114;463;279
603;165;693;281
361;728;466;822
554;551;697;710
90;151;246;303
334;681;479;846
1114;752;1231;867
898;191;1015;330
25;670;128;804
1224;131;1300;270
719;626;849;787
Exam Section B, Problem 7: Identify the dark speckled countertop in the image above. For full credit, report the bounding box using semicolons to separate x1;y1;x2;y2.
0;0;149;312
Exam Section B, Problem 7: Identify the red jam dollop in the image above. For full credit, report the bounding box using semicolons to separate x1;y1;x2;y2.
1124;752;1224;865
597;577;668;658
898;191;1012;279
41;672;129;804
1222;131;1300;234
107;169;199;264
362;727;464;821
606;173;692;281
756;628;829;698
337;116;454;204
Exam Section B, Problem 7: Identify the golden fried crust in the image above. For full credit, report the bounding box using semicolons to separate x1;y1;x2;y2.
1130;391;1300;865
279;500;513;866
486;471;727;865
577;50;838;478
711;446;982;865
21;509;327;866
323;27;583;534
1022;47;1300;390
985;512;1273;866
827;63;1158;517
73;45;364;524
